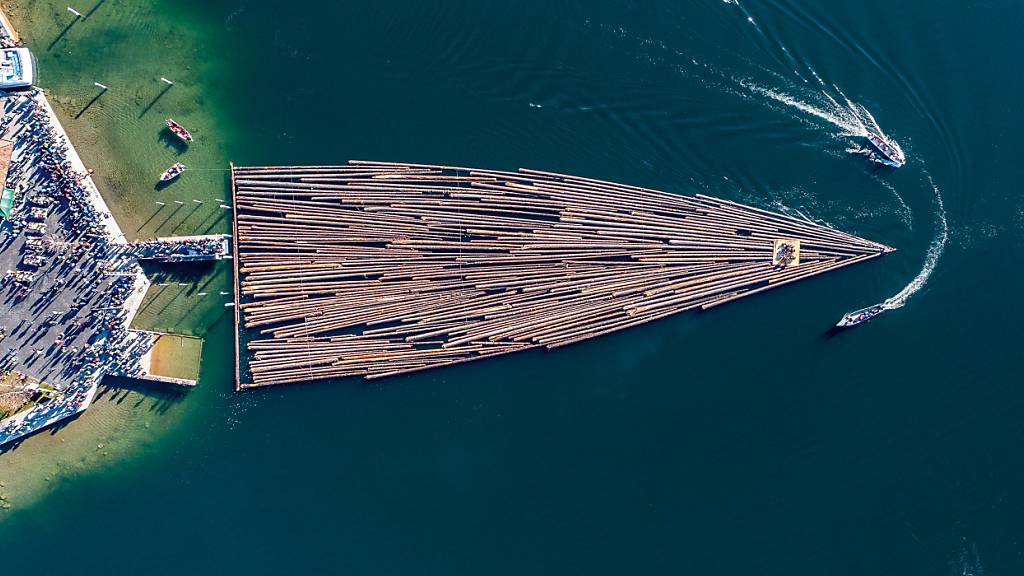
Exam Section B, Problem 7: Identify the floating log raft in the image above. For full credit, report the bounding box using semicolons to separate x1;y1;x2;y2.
230;161;892;388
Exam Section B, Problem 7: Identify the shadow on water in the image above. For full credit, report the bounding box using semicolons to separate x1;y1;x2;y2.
0;372;184;453
0;410;86;455
136;203;166;232
95;375;189;416
139;84;173;119
46;18;78;51
139;261;218;291
823;325;845;340
198;210;227;235
158;130;189;154
171;203;205;232
156;203;201;234
149;199;182;226
83;0;108;20
74;89;105;119
193;176;234;234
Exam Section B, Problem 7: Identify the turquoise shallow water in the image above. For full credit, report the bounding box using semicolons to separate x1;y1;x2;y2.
2;1;1023;574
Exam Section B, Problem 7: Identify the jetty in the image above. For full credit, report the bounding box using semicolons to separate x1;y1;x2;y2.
229;161;892;388
132;234;231;263
0;9;213;448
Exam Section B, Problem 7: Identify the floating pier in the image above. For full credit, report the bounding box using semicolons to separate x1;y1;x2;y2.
229;161;892;388
132;234;231;263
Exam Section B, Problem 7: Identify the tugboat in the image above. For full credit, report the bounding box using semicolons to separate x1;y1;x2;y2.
835;303;886;328
865;133;905;167
165;118;193;143
160;162;186;182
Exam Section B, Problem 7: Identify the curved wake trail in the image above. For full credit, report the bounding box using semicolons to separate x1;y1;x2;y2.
736;78;910;173
737;79;867;136
853;100;905;159
869;174;913;229
883;173;947;309
715;0;908;165
951;542;984;576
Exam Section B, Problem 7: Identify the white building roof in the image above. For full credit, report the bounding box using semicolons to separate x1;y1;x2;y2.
0;47;35;89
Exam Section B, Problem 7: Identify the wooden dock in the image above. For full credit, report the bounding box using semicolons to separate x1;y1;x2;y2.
229;161;892;388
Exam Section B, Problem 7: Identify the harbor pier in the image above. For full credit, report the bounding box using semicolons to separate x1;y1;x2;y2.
132;234;231;263
0;15;212;445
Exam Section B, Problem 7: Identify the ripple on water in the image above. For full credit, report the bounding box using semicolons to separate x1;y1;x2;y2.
0;384;188;514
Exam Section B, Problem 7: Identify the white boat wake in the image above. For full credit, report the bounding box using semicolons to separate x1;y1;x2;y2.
868;173;913;229
604;5;938;322
951;541;984;576
737;78;915;173
737;80;868;135
883;173;947;309
834;172;945;326
853;98;906;161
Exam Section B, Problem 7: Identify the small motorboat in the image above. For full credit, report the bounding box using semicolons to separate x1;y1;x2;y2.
835;304;886;328
165;118;193;143
865;133;905;167
160;162;186;182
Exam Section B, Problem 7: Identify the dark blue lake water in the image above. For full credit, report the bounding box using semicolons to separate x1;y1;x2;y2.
2;1;1022;574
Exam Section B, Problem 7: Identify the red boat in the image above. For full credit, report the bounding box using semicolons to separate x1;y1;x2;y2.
165;118;193;143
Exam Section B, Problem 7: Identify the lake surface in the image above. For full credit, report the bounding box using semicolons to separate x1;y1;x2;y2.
1;1;1022;574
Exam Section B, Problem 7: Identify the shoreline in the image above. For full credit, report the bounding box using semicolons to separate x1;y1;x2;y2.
0;0;234;513
5;0;237;337
0;12;152;446
0;5;126;245
0;5;16;43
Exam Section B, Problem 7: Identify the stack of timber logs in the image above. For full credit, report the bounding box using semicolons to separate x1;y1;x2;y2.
230;161;892;387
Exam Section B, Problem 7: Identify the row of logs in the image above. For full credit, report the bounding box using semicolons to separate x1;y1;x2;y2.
230;161;891;387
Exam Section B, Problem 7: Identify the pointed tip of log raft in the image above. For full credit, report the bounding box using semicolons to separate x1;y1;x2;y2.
230;162;892;388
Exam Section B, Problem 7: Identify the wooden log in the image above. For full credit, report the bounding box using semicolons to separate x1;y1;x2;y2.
229;162;892;387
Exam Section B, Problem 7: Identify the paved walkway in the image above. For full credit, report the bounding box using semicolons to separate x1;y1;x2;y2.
0;90;151;447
